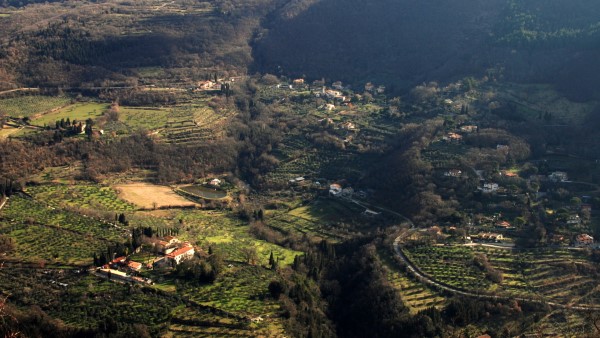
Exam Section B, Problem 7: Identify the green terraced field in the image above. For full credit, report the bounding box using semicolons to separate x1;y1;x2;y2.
180;265;280;318
118;106;171;131
404;243;600;308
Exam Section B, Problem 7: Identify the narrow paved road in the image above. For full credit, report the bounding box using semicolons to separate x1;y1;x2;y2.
0;88;38;96
0;196;7;211
393;235;600;311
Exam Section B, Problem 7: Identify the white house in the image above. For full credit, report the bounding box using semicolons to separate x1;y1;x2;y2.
567;215;581;225
166;245;195;265
340;122;356;130
549;171;568;182
479;233;503;242
444;169;462;177
460;125;478;133
210;178;222;186
329;183;343;196
444;132;463;142
289;177;306;185
481;183;499;193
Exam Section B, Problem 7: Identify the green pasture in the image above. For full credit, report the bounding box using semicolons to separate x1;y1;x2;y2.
134;67;166;77
0;126;21;139
32;102;109;127
0;95;71;118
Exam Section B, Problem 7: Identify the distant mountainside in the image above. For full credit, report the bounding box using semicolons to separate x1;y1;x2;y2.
253;0;600;100
2;0;600;100
0;0;279;89
253;0;505;91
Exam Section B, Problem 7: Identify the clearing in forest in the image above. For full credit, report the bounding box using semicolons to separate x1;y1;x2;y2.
113;183;197;209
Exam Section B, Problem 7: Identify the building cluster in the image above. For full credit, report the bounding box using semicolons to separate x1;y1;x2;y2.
151;236;196;268
329;183;354;198
96;236;198;284
575;233;594;246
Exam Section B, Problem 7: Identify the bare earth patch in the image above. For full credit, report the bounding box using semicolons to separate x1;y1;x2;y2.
113;183;197;209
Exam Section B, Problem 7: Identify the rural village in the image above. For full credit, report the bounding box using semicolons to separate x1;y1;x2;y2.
2;72;600;336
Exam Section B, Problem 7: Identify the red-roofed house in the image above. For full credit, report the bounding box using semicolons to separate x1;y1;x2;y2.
110;256;127;268
444;132;463;142
166;246;195;265
329;183;343;196
576;234;594;246
127;261;142;271
164;236;179;245
198;80;217;90
112;256;126;264
495;220;512;229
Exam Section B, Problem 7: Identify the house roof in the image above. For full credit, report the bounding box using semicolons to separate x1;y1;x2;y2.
166;246;194;259
112;256;126;264
480;232;502;239
127;261;142;270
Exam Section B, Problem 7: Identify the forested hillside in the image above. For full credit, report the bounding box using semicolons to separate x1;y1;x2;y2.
253;0;505;92
2;0;600;100
253;0;600;100
0;0;279;90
